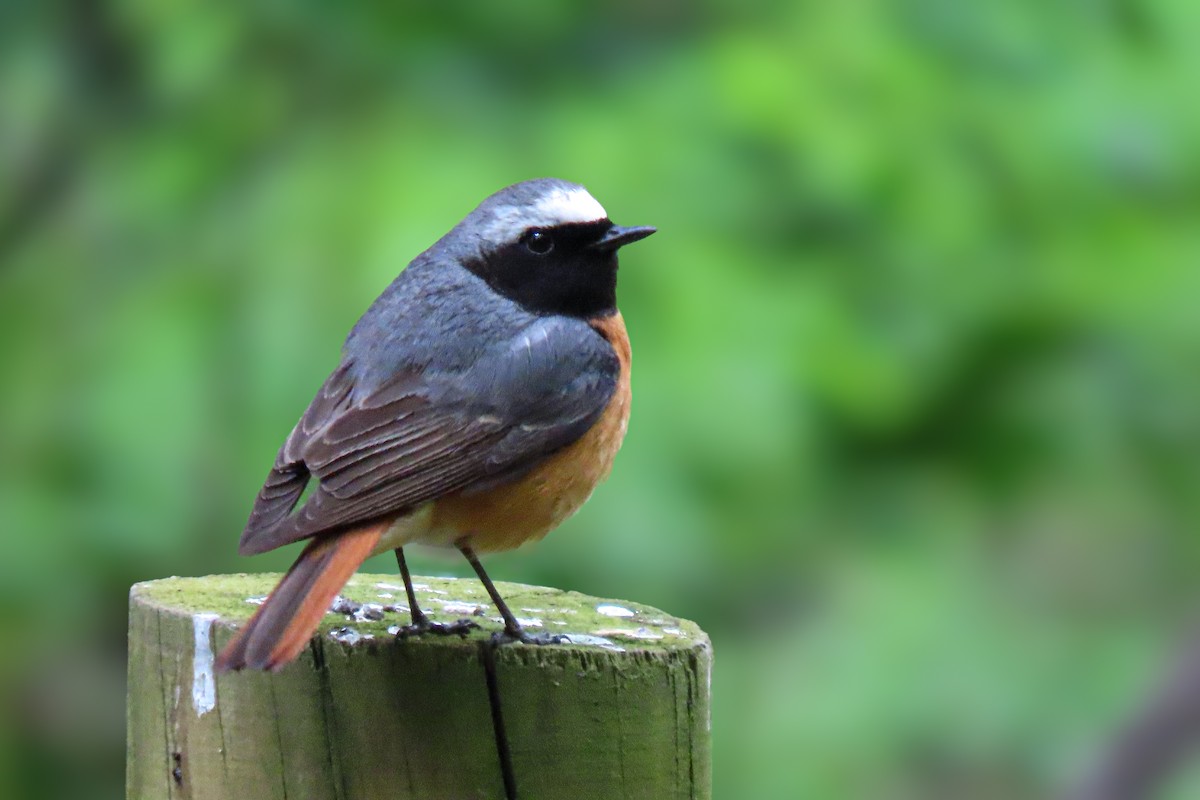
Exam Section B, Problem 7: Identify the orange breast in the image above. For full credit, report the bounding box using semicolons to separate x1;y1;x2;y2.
430;312;632;553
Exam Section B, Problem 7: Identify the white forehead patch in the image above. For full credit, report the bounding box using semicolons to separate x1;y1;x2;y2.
474;184;610;250
530;187;608;227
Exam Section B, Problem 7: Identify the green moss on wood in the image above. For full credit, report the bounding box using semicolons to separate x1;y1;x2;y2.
133;573;708;654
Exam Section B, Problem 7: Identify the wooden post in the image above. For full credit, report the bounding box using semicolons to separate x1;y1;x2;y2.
127;574;712;800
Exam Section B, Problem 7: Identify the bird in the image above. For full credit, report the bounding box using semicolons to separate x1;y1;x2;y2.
215;178;654;671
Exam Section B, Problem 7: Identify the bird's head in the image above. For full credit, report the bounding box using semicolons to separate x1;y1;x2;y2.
443;178;655;319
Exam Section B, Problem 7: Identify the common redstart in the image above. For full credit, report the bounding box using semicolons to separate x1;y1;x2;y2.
216;178;654;671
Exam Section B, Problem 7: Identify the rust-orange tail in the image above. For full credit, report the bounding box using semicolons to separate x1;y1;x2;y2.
215;522;385;672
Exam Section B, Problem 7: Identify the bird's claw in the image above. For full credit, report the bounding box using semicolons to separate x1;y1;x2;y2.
394;618;480;639
490;629;567;647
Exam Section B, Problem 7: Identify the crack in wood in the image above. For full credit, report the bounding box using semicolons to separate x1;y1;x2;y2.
481;640;518;800
156;608;177;799
267;673;290;800
311;638;347;800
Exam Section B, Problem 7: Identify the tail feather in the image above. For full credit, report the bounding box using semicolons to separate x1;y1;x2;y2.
215;522;385;672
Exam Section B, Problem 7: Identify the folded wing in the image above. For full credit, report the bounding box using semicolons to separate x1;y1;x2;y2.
238;316;618;556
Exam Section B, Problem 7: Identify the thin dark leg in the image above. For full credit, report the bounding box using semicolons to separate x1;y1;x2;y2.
460;543;563;646
394;547;431;627
392;547;479;638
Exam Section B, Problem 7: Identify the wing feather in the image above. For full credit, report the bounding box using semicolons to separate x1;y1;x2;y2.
238;317;617;556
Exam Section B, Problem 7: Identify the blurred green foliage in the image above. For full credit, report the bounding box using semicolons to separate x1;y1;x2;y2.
2;1;1200;798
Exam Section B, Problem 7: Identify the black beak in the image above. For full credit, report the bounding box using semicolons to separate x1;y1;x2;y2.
589;224;657;253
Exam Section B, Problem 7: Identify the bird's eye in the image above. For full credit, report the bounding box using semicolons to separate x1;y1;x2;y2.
521;229;554;255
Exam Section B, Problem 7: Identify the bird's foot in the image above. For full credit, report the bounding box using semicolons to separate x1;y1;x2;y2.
490;628;567;647
394;617;479;639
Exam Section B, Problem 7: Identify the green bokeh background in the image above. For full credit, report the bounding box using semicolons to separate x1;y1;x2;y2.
3;2;1200;798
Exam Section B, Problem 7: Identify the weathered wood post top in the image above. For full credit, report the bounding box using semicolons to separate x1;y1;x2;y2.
128;573;712;800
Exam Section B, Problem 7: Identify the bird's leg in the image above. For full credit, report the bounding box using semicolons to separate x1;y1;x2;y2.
392;547;478;638
459;543;564;646
395;547;432;626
